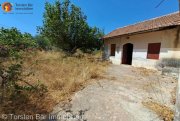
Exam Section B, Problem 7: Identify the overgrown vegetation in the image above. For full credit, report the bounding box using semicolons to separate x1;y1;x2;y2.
0;50;107;118
0;28;36;58
38;0;103;53
0;0;105;119
0;27;52;58
0;28;49;116
0;0;107;119
34;35;52;50
23;51;107;101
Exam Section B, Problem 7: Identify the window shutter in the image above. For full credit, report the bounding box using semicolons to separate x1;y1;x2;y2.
111;44;116;56
147;43;161;60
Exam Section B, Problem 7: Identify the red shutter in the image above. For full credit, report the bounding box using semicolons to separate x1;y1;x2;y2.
147;43;161;60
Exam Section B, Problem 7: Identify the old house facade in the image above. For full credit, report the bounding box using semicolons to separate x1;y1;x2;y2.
103;12;180;69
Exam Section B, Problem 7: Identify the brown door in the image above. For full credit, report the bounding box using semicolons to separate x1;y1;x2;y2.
122;43;133;65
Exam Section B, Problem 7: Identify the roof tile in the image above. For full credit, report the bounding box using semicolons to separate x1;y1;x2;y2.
104;12;180;39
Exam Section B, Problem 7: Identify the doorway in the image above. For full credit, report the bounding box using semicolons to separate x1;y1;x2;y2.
122;43;133;65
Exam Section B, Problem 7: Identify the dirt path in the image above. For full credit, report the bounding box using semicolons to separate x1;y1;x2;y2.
48;65;177;121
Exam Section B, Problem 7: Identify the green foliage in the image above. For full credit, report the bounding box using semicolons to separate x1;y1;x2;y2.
0;62;23;103
0;28;37;49
0;61;47;103
38;1;64;48
0;27;37;58
6;64;23;93
0;27;48;103
34;35;52;50
0;46;9;57
39;0;104;53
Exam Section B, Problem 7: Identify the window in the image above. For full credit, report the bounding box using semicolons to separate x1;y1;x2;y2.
147;43;161;60
110;44;116;56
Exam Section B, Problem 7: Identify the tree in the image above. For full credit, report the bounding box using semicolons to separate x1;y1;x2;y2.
39;0;104;53
38;1;65;49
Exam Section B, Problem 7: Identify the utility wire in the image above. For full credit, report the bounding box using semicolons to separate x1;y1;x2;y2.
155;0;180;15
155;0;167;8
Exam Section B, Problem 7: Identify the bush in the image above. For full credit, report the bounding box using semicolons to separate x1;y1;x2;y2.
34;35;52;50
0;46;9;58
0;28;37;52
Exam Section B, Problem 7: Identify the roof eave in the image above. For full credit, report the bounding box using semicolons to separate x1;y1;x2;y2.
103;25;179;40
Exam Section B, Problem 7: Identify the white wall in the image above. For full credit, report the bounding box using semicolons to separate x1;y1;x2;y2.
104;27;180;69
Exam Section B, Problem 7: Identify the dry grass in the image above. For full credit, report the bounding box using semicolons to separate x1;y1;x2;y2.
0;50;108;117
171;87;177;105
143;101;174;121
132;67;157;77
23;51;107;100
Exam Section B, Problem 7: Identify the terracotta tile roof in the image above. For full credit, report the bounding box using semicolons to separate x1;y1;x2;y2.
103;12;180;39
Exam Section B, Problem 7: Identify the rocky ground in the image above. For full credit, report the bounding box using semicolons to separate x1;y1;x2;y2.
45;65;177;121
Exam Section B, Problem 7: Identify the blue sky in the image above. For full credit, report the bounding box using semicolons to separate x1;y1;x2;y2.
0;0;179;36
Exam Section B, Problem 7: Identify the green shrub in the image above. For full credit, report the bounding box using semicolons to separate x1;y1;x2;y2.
0;28;37;51
34;35;52;50
0;46;9;57
0;27;47;102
